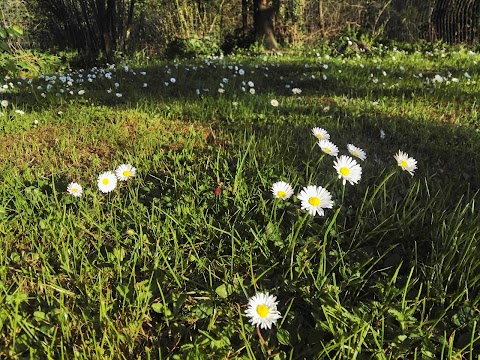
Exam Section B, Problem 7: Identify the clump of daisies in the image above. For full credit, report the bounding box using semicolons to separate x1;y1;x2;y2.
245;292;282;330
394;150;417;176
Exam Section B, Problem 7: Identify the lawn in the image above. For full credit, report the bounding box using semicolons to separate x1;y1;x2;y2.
1;44;480;359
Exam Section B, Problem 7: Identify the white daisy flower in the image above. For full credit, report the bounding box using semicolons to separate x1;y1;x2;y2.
270;99;279;107
67;182;83;197
245;292;282;330
97;171;117;193
1;100;8;107
394;150;417;176
271;181;294;200
297;185;333;216
318;139;339;157
115;164;136;181
347;144;367;161
334;155;362;185
311;127;330;140
291;88;302;95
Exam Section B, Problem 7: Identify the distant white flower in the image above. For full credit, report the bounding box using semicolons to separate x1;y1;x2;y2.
238;69;245;75
270;99;279;107
115;93;123;97
380;129;386;139
334;155;362;185
318;139;339;157
271;181;294;200
218;88;225;93
394;150;417;176
292;88;302;95
170;77;176;83
1;100;8;107
67;182;83;197
15;109;24;115
97;171;117;193
78;90;85;95
347;144;366;161
249;88;255;95
245;292;282;330
248;81;254;87
298;185;333;216
311;127;330;140
115;164;136;181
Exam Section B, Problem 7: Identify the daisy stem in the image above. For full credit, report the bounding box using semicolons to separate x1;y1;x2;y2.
256;325;271;356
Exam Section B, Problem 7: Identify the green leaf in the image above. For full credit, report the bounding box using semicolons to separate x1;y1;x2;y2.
116;284;129;298
276;328;291;345
151;303;163;313
11;25;23;36
34;311;46;321
215;283;234;298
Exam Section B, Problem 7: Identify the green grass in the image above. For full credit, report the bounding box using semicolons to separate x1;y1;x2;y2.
1;44;480;359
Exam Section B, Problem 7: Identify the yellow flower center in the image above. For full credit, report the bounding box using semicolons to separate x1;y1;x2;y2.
123;170;131;177
277;190;287;198
353;151;358;156
72;188;79;193
340;167;350;176
102;178;110;185
316;134;323;139
308;196;321;206
401;160;408;168
256;304;269;318
324;147;330;153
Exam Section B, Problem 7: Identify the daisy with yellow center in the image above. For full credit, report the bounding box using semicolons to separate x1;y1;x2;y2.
67;182;83;197
270;99;279;107
347;144;367;161
245;292;282;330
116;164;136;181
318;139;339;157
271;181;294;200
394;150;417;176
334;155;362;185
311;127;330;140
97;171;117;193
297;185;333;216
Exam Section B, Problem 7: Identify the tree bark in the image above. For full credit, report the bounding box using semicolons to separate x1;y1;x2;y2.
254;0;278;50
242;0;248;36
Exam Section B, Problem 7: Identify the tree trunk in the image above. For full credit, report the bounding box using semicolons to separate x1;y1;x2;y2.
242;0;248;36
254;0;278;50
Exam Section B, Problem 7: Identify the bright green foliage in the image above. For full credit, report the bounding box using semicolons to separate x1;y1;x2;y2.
0;25;23;52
